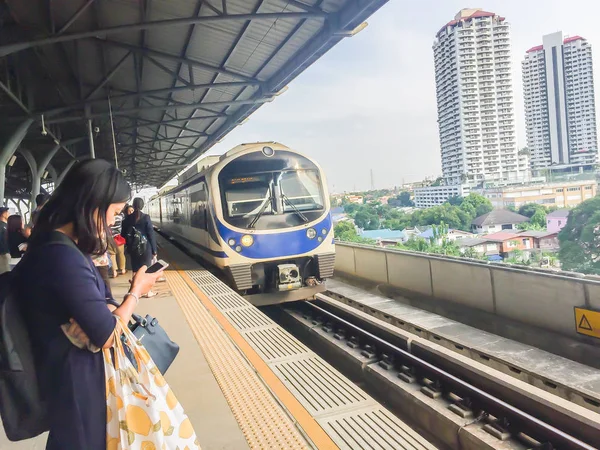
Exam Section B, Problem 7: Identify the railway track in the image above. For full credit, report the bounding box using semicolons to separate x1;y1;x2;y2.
273;295;600;450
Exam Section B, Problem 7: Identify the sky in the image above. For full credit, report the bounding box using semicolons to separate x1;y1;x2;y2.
196;1;600;193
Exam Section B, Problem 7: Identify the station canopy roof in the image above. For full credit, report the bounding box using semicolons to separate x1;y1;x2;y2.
0;0;387;193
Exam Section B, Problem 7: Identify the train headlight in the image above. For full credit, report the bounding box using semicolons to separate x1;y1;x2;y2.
228;238;236;247
306;228;317;239
235;245;242;253
321;228;327;235
262;146;275;157
241;235;254;247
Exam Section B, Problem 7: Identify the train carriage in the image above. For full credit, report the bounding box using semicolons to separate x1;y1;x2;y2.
149;142;335;305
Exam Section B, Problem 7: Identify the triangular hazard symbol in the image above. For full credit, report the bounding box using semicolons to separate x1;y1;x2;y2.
579;315;593;331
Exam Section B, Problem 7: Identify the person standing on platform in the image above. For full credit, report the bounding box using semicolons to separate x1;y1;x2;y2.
122;197;157;298
0;207;10;273
15;159;162;450
23;193;48;238
108;207;126;277
7;214;28;257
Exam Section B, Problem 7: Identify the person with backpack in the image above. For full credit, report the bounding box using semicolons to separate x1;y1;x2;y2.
122;197;158;298
5;159;163;449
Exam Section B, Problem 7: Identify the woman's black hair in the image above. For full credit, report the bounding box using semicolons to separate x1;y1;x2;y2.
132;197;144;222
7;215;23;234
32;159;131;255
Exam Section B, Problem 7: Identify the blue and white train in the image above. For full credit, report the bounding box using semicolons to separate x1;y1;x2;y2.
148;142;335;304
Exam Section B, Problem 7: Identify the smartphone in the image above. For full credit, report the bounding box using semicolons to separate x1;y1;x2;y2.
146;259;169;273
18;243;27;251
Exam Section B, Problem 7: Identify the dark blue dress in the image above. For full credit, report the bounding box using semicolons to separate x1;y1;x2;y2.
17;231;116;450
122;213;157;272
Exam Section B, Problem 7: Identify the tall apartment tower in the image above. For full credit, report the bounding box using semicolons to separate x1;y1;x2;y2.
522;32;598;174
433;9;526;186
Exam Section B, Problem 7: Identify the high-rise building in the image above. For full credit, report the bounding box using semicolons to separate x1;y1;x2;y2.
522;32;598;174
433;9;526;187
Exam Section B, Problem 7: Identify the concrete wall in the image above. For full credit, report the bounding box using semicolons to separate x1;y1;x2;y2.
334;242;600;342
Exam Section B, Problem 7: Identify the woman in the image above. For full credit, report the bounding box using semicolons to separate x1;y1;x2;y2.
122;197;158;297
16;159;162;450
7;214;27;257
108;207;127;276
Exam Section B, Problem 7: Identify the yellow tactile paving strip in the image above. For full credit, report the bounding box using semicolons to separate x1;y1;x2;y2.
165;270;319;449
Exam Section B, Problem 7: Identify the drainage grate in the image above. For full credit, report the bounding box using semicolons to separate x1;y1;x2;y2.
224;307;274;331
211;293;250;311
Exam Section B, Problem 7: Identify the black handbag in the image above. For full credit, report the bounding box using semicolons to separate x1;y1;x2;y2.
124;313;179;375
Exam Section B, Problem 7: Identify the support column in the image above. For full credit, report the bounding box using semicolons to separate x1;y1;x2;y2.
46;163;58;186
18;148;38;211
32;143;61;197
0;118;34;204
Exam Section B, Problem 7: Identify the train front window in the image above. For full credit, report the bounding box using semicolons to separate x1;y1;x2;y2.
225;179;273;218
279;170;324;212
221;170;324;230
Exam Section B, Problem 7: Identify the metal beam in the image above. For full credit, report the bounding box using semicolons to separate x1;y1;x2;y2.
85;51;131;100
0;79;30;115
57;0;97;35
0;12;326;56
95;38;257;82
287;0;324;14
45;98;271;123
146;56;190;86
116;121;204;134
118;134;205;147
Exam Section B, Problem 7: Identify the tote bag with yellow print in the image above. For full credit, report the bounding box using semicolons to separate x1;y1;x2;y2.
104;320;200;450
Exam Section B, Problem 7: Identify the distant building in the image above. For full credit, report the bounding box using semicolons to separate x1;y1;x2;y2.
418;228;475;244
522;32;598;174
458;237;501;257
414;184;469;208
360;229;406;247
434;9;527;186
482;180;596;209
546;209;570;233
516;230;560;251
484;231;534;256
471;210;529;234
345;195;363;204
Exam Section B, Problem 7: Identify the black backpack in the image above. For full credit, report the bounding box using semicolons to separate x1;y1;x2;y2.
0;235;79;441
126;217;148;257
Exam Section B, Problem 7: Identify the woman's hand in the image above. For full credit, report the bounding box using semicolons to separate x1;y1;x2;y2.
64;319;91;347
130;265;163;296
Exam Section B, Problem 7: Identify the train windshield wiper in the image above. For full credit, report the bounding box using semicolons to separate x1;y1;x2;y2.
281;194;309;223
248;193;273;229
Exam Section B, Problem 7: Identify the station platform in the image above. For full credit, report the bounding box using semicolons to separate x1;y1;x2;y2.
2;236;437;449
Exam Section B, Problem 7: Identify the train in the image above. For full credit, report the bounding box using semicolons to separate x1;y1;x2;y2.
148;142;335;305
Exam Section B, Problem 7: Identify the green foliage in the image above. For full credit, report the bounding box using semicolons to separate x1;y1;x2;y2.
518;203;546;218
447;195;463;206
388;191;414;207
333;221;375;244
530;209;547;228
397;235;462;256
559;197;600;274
461;193;493;217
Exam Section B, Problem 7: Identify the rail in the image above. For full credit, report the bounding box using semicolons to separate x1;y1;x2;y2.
298;298;598;450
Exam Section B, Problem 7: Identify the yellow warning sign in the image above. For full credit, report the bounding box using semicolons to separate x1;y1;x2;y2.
574;308;600;338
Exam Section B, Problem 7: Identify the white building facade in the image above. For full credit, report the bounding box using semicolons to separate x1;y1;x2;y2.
433;9;526;187
522;32;598;174
413;184;468;208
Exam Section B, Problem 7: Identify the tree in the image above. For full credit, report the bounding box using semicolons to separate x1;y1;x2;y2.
518;203;546;218
461;193;493;217
530;209;547;228
397;191;414;207
559;197;600;274
334;221;375;244
447;195;463;206
354;210;380;230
